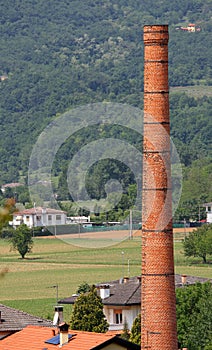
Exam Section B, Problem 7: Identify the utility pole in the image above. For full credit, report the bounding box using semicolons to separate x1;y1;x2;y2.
129;209;133;239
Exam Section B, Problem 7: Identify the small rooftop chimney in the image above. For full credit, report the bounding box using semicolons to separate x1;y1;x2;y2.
99;285;110;299
58;322;69;347
53;305;63;326
137;276;142;283
181;274;187;285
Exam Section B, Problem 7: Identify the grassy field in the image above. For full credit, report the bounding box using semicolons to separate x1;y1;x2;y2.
0;231;211;321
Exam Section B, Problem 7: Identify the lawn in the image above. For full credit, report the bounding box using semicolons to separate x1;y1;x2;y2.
0;233;211;321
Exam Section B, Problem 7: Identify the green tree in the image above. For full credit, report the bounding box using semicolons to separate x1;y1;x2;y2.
176;282;212;349
183;224;212;263
129;283;212;349
0;198;16;234
70;286;108;333
76;282;91;294
129;313;141;345
187;287;212;349
121;318;130;341
10;224;33;258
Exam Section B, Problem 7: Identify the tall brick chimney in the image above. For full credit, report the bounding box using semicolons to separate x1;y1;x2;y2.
141;25;178;349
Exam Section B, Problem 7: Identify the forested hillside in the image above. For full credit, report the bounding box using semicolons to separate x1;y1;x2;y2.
0;0;211;220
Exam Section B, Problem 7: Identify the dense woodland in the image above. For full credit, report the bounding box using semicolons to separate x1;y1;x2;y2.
0;0;211;221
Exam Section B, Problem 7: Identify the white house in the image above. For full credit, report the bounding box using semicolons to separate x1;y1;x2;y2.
1;182;23;193
203;202;212;223
59;274;210;333
97;279;141;331
12;207;67;228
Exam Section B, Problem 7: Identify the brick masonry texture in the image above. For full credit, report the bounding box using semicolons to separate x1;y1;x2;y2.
141;25;178;349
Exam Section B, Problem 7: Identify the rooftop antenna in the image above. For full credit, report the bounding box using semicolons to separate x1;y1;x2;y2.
49;284;64;326
51;284;59;305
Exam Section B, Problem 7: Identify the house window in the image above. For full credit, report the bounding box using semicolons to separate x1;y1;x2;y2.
207;206;211;212
56;215;61;221
48;215;52;221
26;216;30;221
114;311;122;324
36;216;41;221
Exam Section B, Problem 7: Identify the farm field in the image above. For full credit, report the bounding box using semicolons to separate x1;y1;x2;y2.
0;229;211;321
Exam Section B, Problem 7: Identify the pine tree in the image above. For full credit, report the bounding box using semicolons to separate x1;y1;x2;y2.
70;286;108;333
129;314;141;345
121;318;130;341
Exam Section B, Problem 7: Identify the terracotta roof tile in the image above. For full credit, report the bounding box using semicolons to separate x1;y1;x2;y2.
14;207;66;215
0;325;140;349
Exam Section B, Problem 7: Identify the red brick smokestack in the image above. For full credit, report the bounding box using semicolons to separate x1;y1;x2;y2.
141;25;178;349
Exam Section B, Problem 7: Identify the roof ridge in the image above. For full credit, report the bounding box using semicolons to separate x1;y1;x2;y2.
124;283;140;304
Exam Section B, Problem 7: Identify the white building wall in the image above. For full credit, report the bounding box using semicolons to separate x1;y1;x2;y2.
123;305;140;329
104;305;140;331
103;307;112;325
206;212;212;223
23;214;34;228
12;211;67;228
204;204;212;223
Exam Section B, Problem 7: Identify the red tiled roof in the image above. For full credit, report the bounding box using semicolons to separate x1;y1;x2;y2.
0;325;140;350
13;207;66;215
2;183;23;189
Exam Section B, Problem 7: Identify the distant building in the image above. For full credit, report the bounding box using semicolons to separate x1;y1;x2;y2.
203;202;212;223
66;216;91;225
179;23;201;32
11;207;67;228
0;74;8;81
1;182;24;193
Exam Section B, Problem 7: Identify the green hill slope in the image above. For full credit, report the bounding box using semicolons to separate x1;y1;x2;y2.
0;0;211;218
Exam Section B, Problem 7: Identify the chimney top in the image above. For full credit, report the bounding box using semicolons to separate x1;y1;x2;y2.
54;305;63;312
98;285;110;299
181;274;187;285
58;322;69;332
143;25;169;45
98;284;110;289
53;305;63;326
58;322;69;347
137;276;142;283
